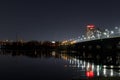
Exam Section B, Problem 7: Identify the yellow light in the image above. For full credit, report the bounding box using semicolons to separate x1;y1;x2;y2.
70;40;76;44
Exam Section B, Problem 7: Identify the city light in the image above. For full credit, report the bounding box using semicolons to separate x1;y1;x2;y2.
63;26;120;44
52;41;55;43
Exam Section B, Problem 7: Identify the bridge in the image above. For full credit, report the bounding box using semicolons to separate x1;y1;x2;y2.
61;26;120;51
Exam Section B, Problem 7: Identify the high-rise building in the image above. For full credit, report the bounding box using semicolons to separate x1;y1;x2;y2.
86;24;95;39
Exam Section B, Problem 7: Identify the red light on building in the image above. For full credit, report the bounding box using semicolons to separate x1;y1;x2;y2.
87;24;95;29
86;71;94;77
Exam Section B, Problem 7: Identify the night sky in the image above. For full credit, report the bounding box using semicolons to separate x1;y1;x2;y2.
0;0;120;41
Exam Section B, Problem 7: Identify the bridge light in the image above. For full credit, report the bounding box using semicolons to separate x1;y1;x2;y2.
82;35;85;37
70;40;76;44
115;27;118;29
105;29;108;31
80;38;83;40
84;37;86;40
103;32;107;35
110;31;114;34
87;36;90;39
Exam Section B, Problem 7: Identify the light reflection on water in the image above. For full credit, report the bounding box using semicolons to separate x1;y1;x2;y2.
61;53;120;77
0;50;120;80
59;51;120;79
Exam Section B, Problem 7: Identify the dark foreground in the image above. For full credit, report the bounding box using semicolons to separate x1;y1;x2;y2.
73;77;120;80
0;49;120;80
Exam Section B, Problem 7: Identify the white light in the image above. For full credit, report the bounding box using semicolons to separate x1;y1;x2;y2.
97;71;100;76
80;60;82;64
77;64;80;68
115;27;118;29
80;38;83;40
81;65;84;69
103;65;107;68
103;69;107;76
97;65;99;71
97;65;100;76
110;69;113;76
82;35;84;37
83;61;86;67
69;59;71;64
107;34;110;38
52;41;55;43
84;37;86;40
110;31;114;34
5;40;8;42
105;29;108;31
52;51;56;56
78;36;80;38
119;72;120;76
88;37;90;39
77;60;79;63
110;65;114;68
103;32;107;35
92;63;94;70
72;60;74;64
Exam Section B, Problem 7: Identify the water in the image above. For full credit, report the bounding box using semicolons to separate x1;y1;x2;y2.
0;50;120;80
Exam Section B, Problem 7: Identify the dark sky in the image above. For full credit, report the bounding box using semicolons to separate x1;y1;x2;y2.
0;0;120;41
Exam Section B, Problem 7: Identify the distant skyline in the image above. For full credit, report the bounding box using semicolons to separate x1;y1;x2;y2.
0;0;120;41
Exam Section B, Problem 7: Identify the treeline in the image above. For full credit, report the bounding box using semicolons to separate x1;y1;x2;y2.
1;41;61;50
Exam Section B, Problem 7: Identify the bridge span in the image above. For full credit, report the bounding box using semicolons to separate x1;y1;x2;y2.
73;37;120;52
61;26;120;51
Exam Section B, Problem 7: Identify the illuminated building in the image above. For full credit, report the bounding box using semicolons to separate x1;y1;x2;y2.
86;24;95;39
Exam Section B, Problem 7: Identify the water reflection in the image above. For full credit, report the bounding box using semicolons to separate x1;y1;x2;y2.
0;50;60;59
60;51;120;79
0;49;120;79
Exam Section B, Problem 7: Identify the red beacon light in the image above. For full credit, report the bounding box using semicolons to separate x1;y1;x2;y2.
87;24;95;29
